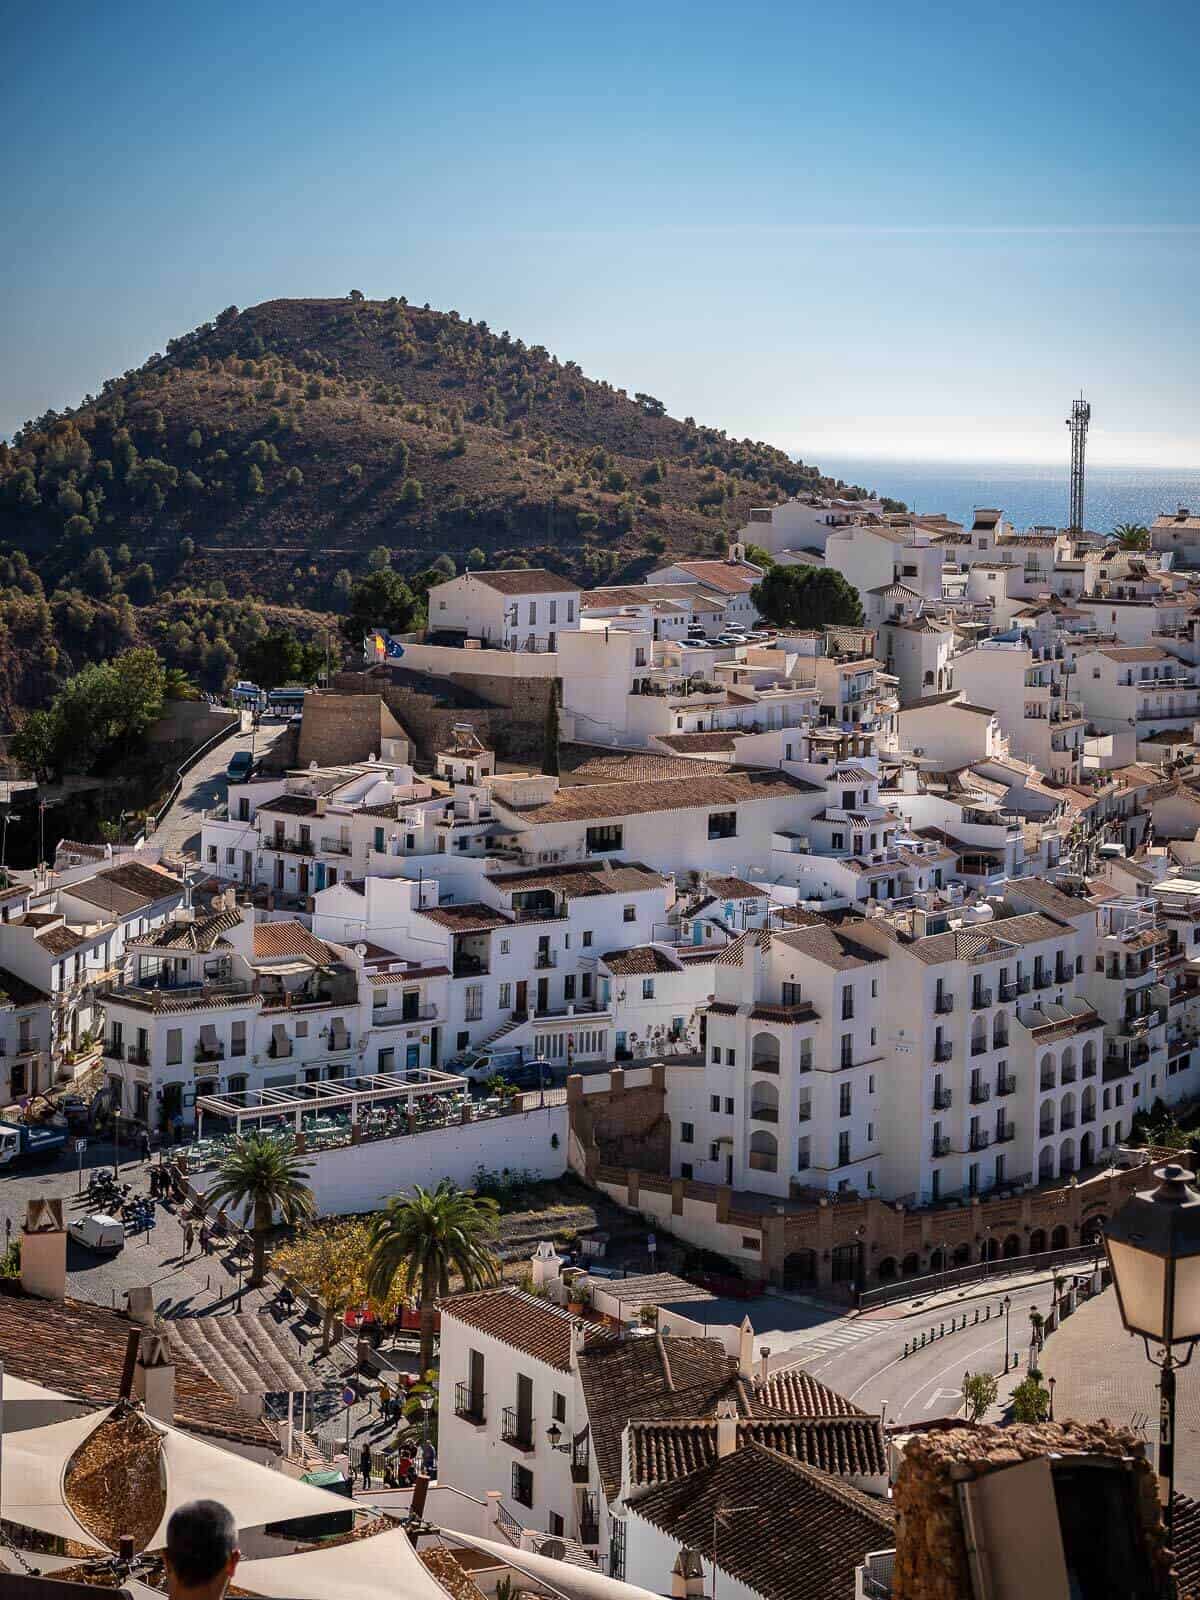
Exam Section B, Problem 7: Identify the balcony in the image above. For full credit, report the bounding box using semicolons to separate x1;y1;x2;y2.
194;1045;225;1065
501;1407;535;1451
1039;1120;1056;1139
571;1437;591;1484
267;1041;293;1060
748;1151;778;1173
1017;975;1032;995
934;993;954;1014
750;1104;779;1123
969;1131;991;1152
969;1083;991;1105
1060;1065;1076;1084
1081;1059;1097;1079
1060;1113;1076;1132
270;835;314;856
930;1136;950;1158
579;1492;600;1547
1032;972;1052;992
934;1041;953;1063
797;1106;812;1123
453;955;489;978
751;1054;780;1075
932;1088;952;1111
971;988;993;1010
996;1073;1016;1096
970;1037;988;1057
994;1125;1015;1144
998;981;1018;1002
319;836;352;856
1040;1072;1056;1091
372;1003;438;1027
454;1383;485;1424
126;1046;150;1067
13;1037;40;1057
534;951;558;970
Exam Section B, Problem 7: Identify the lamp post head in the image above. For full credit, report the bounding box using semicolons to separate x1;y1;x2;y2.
546;1422;562;1449
1105;1163;1200;1348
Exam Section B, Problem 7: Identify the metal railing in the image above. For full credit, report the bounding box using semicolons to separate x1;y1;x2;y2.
858;1243;1100;1310
501;1407;534;1451
455;1382;485;1423
932;1089;952;1110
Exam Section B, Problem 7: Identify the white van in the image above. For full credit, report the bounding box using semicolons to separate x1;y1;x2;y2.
69;1213;125;1254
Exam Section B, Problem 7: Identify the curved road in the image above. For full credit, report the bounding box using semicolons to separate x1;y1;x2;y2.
772;1278;1068;1427
153;720;290;860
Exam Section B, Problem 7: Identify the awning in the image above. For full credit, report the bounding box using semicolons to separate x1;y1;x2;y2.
272;1023;291;1048
441;1532;665;1600
238;1527;448;1600
0;1406;114;1550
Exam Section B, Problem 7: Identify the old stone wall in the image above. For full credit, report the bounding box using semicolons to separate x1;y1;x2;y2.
568;1068;671;1177
332;667;553;766
297;693;394;768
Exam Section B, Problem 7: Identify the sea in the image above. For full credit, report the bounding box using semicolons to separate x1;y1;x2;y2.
814;457;1200;536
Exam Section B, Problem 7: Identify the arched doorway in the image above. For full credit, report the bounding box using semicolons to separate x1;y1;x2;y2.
928;1248;946;1273
1080;1130;1095;1168
1028;1229;1047;1254
1051;1225;1069;1250
1081;1215;1106;1246
782;1249;817;1290
877;1257;898;1281
1003;1234;1021;1259
749;1129;778;1174
902;1252;921;1276
953;1243;971;1266
1059;1138;1076;1178
1038;1145;1055;1182
751;1032;780;1074
832;1241;863;1287
981;1237;1000;1262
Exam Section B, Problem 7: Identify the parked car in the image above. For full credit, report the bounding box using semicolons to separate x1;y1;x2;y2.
226;749;255;783
456;1046;527;1084
69;1213;125;1254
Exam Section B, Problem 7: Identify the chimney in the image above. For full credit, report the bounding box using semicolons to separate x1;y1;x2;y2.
715;1400;739;1459
570;1322;589;1373
737;1315;754;1378
758;1346;771;1385
530;1240;564;1294
126;1285;156;1328
671;1549;707;1599
20;1199;66;1301
133;1332;175;1424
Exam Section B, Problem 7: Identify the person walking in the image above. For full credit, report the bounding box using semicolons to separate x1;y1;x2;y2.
359;1442;372;1492
378;1378;392;1425
141;1129;151;1163
199;1222;211;1256
183;1222;195;1257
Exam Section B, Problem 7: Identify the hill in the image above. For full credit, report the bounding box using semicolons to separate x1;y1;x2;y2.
0;294;862;618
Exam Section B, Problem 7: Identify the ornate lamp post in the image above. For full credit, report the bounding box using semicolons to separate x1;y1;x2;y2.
1104;1163;1200;1541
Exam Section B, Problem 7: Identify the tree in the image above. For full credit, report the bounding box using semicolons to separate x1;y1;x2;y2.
10;710;57;782
124;562;156;605
750;566;864;630
744;543;775;570
163;667;199;701
430;554;456;579
285;466;304;489
340;569;424;644
205;1134;316;1285
400;477;424;507
272;1217;381;1352
962;1371;999;1423
245;463;265;497
187;429;203;451
242;630;324;688
1010;1374;1050;1423
79;548;113;598
1113;522;1150;550
367;1179;501;1372
368;545;393;573
466;546;486;569
391;441;410;474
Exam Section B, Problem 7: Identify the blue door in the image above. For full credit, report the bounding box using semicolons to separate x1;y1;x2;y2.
314;863;326;891
405;1043;420;1070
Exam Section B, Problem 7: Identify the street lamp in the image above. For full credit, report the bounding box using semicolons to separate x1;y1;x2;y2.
1002;1294;1012;1371
546;1421;571;1453
1104;1163;1200;1541
420;1389;434;1449
1047;1376;1056;1420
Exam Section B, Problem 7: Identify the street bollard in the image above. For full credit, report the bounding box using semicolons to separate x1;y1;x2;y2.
975;1308;979;1323
985;1304;991;1319
940;1322;945;1336
903;1342;909;1357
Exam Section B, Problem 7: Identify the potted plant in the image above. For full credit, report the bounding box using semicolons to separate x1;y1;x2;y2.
566;1275;590;1314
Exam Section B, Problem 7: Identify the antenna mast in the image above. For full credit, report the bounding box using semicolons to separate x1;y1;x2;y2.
1066;394;1091;533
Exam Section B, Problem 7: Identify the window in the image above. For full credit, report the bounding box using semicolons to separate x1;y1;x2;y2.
512;1464;534;1508
838;1130;851;1167
567;597;575;623
457;1031;469;1051
741;1236;760;1252
206;845;217;863
710;1142;720;1161
840;1034;853;1070
499;982;512;1008
681;1122;694;1143
725;1097;734;1115
374;827;385;852
726;1048;736;1066
552;1391;566;1422
681;1161;693;1179
839;1083;852;1118
841;986;854;1020
586;824;623;854
832;831;844;850
710;1094;721;1112
166;1029;182;1066
296;1021;308;1038
711;1046;721;1063
582;930;593;947
231;1021;246;1058
868;1074;875;1093
871;978;878;997
225;847;236;865
549;601;557;624
464;985;483;1023
528;602;537;624
707;810;737;840
564;974;576;1001
623;906;636;923
642;978;655;999
550;1513;564;1537
500;938;510;955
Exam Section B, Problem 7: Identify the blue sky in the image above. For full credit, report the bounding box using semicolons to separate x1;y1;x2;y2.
2;0;1198;464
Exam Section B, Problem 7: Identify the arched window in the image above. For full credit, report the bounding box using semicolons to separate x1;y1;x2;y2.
751;1032;780;1074
1080;1130;1096;1168
750;1080;779;1123
992;1012;1008;1049
1051;1224;1070;1250
1082;1039;1096;1074
749;1129;777;1174
972;1021;987;1056
877;1257;898;1281
1039;1099;1056;1138
1038;1145;1055;1181
1059;1137;1076;1178
1040;1052;1056;1089
782;1249;816;1289
1003;1234;1021;1258
1029;1228;1047;1254
1081;1085;1096;1124
1060;1091;1076;1132
901;1252;921;1276
1061;1046;1076;1084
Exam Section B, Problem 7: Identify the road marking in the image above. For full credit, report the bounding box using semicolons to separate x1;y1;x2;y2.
895;1333;1006;1419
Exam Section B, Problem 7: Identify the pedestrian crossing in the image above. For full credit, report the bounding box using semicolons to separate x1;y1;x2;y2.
766;1317;886;1372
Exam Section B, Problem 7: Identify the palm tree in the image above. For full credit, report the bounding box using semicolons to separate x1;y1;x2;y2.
205;1134;316;1285
1113;522;1150;551
367;1180;501;1372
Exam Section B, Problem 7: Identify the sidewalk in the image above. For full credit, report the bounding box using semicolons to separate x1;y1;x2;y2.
856;1263;1097;1322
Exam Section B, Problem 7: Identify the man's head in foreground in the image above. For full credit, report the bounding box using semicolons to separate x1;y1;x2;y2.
165;1499;240;1600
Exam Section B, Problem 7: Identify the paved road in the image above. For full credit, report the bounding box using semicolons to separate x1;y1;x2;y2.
153;719;289;860
770;1278;1069;1428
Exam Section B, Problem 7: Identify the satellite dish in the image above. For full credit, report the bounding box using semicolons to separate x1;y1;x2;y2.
355;943;367;957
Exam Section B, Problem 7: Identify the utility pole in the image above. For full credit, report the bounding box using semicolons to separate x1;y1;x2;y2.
1066;395;1091;534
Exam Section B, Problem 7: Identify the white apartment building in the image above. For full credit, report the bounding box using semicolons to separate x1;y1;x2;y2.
1151;507;1200;569
645;551;764;629
427;569;581;652
738;496;884;557
948;638;1085;785
896;693;1008;771
580;585;728;641
0;968;52;1106
825;523;947;609
1075;644;1200;766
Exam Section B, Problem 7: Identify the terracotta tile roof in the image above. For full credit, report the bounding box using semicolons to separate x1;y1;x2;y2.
904;910;1069;965
1173;1494;1200;1600
753;1368;867;1418
499;769;820;824
1091;645;1170;662
631;1442;894;1600
771;923;885;972
1003;879;1093;921
485;862;664;899
579;1334;750;1497
127;908;243;952
652;733;738;754
36;925;94;955
903;692;995;716
256;793;321;816
469;568;575;596
251;921;339;963
417;902;514;933
704;876;765;900
600;946;680;976
440;1288;584;1372
670;559;759;595
559;746;734;783
628;1416;887;1485
0;1293;274;1448
67;862;183;917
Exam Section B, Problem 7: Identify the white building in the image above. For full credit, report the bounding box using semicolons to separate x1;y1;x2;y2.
1074;644;1200;766
428;569;581;653
948;638;1085;785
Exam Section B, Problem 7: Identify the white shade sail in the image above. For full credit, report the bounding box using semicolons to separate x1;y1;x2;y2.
442;1532;665;1600
238;1527;449;1600
0;1406;115;1551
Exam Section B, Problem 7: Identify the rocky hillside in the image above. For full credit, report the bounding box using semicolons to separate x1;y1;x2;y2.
0;294;861;611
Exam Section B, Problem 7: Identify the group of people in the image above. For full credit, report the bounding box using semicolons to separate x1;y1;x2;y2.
359;1437;436;1491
